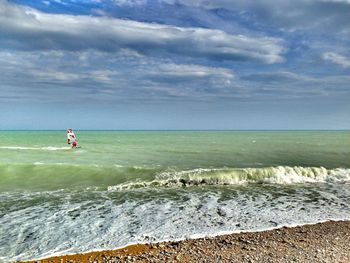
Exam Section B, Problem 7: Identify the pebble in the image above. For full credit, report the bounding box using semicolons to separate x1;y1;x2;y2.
23;221;350;263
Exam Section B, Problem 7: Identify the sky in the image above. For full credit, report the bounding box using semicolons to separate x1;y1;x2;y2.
0;0;349;129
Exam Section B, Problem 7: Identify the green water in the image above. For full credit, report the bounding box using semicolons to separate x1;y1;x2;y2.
0;131;348;166
0;131;349;262
0;130;349;191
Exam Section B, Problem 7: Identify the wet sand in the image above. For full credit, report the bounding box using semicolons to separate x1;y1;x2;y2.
21;220;350;263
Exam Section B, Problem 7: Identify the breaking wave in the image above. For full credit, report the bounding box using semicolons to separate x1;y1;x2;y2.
1;163;349;192
107;166;350;191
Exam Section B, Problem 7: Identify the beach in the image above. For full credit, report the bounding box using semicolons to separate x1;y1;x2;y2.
3;0;350;261
22;220;350;263
1;131;350;262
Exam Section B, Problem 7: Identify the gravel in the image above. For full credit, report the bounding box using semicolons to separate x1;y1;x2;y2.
22;220;350;263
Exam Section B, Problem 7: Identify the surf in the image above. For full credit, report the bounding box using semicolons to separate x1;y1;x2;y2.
1;163;349;192
108;166;350;191
0;146;71;151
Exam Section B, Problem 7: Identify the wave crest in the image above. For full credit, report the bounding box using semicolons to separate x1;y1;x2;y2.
0;146;71;151
1;163;348;192
108;166;350;191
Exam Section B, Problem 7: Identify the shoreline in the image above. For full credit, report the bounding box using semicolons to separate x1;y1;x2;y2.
21;220;350;263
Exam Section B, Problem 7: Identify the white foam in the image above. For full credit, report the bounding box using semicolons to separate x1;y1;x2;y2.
0;146;71;151
30;218;347;262
263;166;350;184
1;182;350;262
107;166;350;191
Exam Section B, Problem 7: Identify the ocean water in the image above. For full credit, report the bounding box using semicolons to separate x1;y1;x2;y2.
0;131;349;261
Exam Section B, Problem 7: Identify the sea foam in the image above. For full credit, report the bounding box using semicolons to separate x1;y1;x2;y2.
107;166;350;191
0;146;71;151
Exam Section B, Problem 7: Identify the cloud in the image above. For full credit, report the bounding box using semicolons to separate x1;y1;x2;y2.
150;63;234;81
141;63;236;97
113;0;146;6
322;52;350;68
28;69;114;84
241;71;311;83
0;50;239;103
241;70;350;98
3;48;349;105
0;0;284;63
160;0;350;33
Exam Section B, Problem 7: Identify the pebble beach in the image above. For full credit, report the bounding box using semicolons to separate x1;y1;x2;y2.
22;220;350;263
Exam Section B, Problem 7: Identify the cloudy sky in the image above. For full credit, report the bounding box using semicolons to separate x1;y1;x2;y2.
0;0;349;129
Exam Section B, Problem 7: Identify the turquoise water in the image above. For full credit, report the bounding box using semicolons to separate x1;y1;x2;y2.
0;131;349;261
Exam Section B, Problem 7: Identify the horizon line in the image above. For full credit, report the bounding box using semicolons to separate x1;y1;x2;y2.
0;129;349;132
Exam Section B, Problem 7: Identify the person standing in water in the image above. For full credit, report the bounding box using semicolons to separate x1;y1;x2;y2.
67;128;78;149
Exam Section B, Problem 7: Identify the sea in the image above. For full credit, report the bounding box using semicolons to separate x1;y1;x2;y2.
0;130;349;262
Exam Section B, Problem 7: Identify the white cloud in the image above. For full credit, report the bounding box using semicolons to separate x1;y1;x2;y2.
144;63;236;93
160;0;350;33
0;0;285;63
1;49;349;104
28;69;114;83
0;50;238;101
322;52;350;68
113;0;146;6
241;69;350;98
241;71;312;82
156;64;234;79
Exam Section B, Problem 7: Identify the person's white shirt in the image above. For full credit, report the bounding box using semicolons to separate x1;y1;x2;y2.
67;129;77;147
